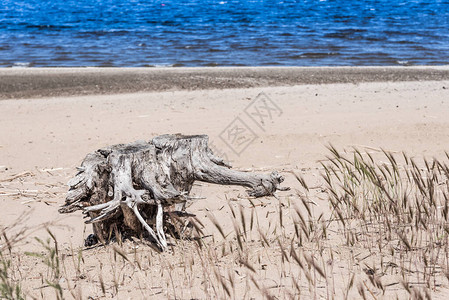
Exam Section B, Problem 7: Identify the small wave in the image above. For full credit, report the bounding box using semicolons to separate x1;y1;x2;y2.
394;40;414;45
290;52;340;59
383;30;417;37
98;61;115;67
76;30;131;37
146;64;178;68
203;62;219;67
396;60;412;66
12;62;32;68
207;48;225;53
324;28;367;40
25;24;73;30
366;36;387;42
262;62;283;66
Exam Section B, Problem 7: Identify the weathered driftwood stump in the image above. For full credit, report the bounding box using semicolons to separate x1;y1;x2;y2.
59;134;288;251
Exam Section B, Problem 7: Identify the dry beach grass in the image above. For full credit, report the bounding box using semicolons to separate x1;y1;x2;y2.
1;67;449;299
3;150;449;299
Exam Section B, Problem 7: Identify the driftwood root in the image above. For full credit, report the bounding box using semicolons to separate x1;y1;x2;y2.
59;134;288;251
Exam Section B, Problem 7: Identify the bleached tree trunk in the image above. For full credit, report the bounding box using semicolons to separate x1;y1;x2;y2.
59;134;288;251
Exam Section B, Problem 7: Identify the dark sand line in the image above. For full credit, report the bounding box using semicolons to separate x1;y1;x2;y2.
1;66;449;99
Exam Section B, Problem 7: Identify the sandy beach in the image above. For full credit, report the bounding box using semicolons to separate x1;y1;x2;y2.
1;67;449;299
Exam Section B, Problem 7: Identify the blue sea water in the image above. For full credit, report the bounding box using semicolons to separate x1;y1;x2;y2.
1;0;448;67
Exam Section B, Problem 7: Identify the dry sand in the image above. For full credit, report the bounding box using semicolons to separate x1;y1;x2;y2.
1;67;449;299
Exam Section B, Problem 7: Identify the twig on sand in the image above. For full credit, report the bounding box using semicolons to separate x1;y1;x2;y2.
0;171;34;182
39;167;65;172
21;199;39;204
21;199;57;205
0;189;38;197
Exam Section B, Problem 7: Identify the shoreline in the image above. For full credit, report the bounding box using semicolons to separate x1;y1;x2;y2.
1;66;449;99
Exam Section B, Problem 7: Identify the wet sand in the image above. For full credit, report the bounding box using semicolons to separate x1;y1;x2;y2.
1;66;449;99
